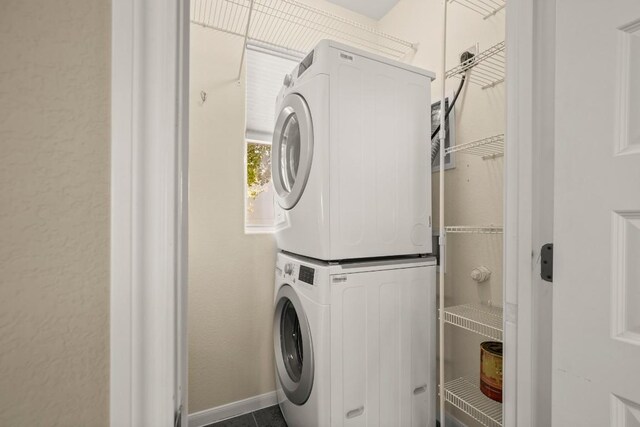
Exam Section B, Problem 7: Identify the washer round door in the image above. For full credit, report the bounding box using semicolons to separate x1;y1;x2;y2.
272;93;314;210
273;284;314;405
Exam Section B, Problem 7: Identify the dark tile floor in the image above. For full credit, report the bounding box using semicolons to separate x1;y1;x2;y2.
206;405;287;427
205;405;439;427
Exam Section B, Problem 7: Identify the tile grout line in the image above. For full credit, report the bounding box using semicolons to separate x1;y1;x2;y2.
251;410;259;427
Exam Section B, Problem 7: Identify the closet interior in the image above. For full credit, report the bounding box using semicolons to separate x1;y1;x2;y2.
437;1;505;426
190;1;507;425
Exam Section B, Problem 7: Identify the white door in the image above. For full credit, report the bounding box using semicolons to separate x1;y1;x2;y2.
553;1;640;424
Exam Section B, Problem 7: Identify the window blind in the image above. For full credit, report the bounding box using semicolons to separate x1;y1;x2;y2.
245;46;299;143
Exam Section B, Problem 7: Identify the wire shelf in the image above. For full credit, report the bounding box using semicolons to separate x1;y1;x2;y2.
448;0;506;20
191;0;416;59
446;41;505;89
442;303;503;341
445;377;503;427
446;134;504;160
445;226;503;234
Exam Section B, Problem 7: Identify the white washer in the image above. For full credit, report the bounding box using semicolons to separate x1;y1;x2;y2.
274;251;437;427
272;40;436;261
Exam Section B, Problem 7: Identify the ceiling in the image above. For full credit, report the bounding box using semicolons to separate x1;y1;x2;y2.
325;0;400;20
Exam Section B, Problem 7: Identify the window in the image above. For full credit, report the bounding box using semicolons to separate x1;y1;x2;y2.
245;45;298;232
245;140;274;229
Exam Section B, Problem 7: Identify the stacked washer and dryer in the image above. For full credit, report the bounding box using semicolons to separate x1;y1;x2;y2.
271;40;437;427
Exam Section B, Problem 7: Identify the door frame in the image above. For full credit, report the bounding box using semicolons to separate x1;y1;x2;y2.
109;0;551;425
110;0;189;426
504;0;534;422
504;0;555;425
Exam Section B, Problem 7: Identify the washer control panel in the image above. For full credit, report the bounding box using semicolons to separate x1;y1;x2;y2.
298;265;315;285
282;260;315;285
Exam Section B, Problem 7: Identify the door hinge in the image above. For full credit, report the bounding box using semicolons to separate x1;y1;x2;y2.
541;243;553;282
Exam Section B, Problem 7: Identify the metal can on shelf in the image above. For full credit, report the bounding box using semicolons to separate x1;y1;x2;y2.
480;341;503;402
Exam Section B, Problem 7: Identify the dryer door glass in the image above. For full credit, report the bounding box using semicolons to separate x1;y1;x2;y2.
280;115;301;193
272;93;314;210
273;284;314;405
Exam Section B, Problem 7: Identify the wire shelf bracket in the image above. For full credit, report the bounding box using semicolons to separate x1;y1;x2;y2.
442;303;503;341
448;0;506;20
445;226;504;234
446;134;504;159
236;0;255;80
192;0;417;64
444;377;503;427
446;41;505;89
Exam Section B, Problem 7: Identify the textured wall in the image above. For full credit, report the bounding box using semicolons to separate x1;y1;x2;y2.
0;1;110;425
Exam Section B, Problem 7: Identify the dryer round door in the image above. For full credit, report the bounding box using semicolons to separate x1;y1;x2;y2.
272;93;314;210
273;284;314;405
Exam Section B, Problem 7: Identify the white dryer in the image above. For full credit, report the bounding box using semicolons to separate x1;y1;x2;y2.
273;251;437;427
272;40;436;261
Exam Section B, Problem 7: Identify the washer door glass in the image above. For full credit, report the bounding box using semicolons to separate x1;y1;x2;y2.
280;299;304;382
272;94;313;210
274;284;314;405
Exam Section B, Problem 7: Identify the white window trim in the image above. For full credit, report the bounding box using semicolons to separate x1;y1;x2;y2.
246;137;272;146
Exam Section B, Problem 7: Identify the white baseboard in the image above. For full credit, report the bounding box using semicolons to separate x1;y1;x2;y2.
188;391;278;427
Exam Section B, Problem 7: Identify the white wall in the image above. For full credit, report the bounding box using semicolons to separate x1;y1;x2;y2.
0;1;110;425
189;26;278;413
380;1;505;425
188;1;378;413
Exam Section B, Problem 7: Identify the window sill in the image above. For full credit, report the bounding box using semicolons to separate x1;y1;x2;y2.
244;226;276;235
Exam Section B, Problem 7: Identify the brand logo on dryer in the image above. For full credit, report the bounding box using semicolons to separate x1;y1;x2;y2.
339;52;354;62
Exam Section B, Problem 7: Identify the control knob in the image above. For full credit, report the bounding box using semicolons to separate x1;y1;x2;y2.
284;263;294;276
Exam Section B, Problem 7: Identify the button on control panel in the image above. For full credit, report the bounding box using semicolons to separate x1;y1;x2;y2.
298;265;315;285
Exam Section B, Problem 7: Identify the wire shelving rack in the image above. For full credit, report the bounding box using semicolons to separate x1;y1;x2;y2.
448;0;506;20
444;377;503;427
446;134;504;160
442;303;503;341
191;0;416;60
439;0;507;423
446;41;505;89
444;226;503;234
